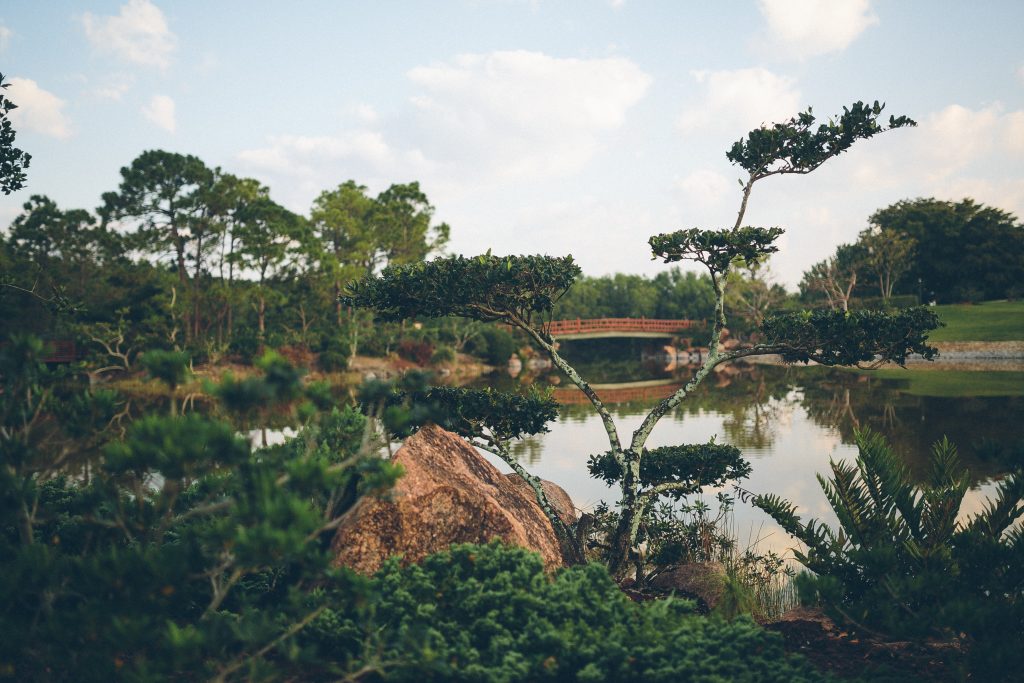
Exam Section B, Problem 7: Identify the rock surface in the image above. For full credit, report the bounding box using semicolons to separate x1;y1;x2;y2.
331;423;574;573
504;472;577;526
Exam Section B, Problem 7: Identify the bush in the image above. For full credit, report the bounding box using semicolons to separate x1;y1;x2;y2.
309;541;826;682
471;325;518;365
397;339;433;366
318;335;349;372
0;338;401;681
430;344;456;365
753;429;1024;678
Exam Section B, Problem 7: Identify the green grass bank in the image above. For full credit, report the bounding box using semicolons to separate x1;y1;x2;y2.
928;300;1024;342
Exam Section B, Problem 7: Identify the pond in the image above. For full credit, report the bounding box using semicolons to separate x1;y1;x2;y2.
472;343;1024;558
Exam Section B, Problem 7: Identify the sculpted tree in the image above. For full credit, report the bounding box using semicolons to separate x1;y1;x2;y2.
0;73;31;195
345;101;938;578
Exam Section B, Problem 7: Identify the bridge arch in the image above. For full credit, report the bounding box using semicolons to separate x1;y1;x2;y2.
548;317;701;340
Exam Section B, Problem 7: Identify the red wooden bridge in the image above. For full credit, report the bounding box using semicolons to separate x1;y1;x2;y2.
549;317;700;340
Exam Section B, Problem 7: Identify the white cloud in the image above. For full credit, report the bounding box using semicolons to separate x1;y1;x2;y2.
82;0;176;68
1006;111;1024;155
142;94;176;132
757;0;878;59
236;50;652;212
351;103;379;124
678;68;800;134
0;24;12;52
238;130;394;175
676;169;732;209
406;50;651;179
93;74;135;101
7;78;71;138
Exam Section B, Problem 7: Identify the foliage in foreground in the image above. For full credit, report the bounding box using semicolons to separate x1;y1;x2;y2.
0;337;400;681
751;429;1024;678
308;541;827;683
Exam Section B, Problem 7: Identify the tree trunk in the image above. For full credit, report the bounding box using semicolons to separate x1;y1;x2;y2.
257;293;266;354
334;280;343;328
608;449;642;578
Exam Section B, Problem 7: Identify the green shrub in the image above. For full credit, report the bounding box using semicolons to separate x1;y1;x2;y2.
752;429;1024;678
318;334;349;372
430;344;456;365
471;325;517;365
0;337;401;681
309;541;827;682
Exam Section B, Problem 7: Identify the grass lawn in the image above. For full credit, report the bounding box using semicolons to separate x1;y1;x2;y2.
929;300;1024;342
862;368;1024;397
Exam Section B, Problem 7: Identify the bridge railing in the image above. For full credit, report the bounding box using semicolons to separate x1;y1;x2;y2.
548;317;699;336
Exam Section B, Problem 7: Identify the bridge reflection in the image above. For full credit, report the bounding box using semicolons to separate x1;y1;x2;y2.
551;378;685;405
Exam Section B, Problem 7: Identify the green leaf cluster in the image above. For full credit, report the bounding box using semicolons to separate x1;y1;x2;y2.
0;73;31;195
726;101;916;179
759;307;940;366
648;226;784;274
751;429;1024;677
588;443;750;498
307;541;827;682
359;376;558;447
343;254;581;326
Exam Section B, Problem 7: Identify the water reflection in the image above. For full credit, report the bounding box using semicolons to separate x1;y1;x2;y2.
476;358;1024;556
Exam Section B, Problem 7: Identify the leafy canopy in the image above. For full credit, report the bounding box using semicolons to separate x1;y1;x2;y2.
726;100;916;179
649;226;784;275
0;73;31;195
758;307;940;366
589;442;751;499
343;253;581;326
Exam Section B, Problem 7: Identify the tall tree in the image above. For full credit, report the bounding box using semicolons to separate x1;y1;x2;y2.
869;197;1024;303
310;180;377;325
374;182;450;267
100;151;215;342
232;197;307;351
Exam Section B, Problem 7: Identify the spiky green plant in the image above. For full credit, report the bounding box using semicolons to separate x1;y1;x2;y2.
751;429;1024;676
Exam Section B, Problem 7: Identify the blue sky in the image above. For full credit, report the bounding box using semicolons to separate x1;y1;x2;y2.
2;0;1022;288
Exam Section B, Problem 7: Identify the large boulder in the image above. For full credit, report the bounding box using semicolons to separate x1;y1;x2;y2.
331;423;575;573
503;472;577;526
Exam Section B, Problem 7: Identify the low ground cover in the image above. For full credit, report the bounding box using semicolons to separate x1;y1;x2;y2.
862;368;1024;397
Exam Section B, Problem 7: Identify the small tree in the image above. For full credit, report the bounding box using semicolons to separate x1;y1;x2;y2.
800;243;864;312
345;101;937;578
857;225;915;305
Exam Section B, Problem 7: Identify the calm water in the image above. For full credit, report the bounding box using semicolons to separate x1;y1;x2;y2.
473;355;1024;557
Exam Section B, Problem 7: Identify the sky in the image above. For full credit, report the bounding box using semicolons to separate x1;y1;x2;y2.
2;0;1022;289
